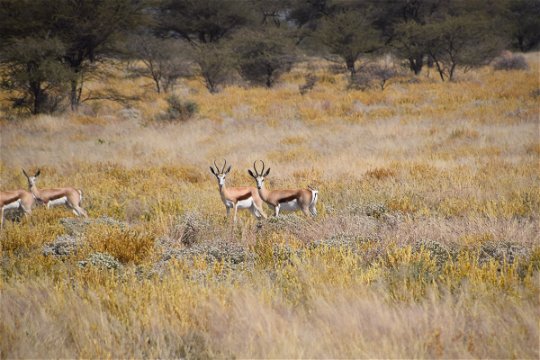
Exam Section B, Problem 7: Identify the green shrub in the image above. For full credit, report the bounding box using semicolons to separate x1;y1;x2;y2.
160;95;198;121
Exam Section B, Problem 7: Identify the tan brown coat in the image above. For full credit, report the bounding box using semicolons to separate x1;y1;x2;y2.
211;160;267;222
1;189;34;229
248;161;318;217
23;169;88;217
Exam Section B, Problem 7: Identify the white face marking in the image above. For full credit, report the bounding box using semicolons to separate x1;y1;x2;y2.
24;170;40;189
217;174;226;186
255;176;264;189
211;163;231;187
28;176;37;187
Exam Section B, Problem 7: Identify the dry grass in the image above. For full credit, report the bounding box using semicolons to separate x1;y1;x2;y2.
0;54;539;358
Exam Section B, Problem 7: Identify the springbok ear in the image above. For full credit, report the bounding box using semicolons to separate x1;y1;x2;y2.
264;168;271;177
210;166;216;175
225;165;231;174
248;169;256;178
35;169;41;177
22;169;29;178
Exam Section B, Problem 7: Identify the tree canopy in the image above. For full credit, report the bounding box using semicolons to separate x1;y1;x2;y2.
0;0;536;114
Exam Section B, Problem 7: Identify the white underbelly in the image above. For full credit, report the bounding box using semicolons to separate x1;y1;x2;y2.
3;200;22;211
279;199;300;212
48;197;69;206
224;198;254;209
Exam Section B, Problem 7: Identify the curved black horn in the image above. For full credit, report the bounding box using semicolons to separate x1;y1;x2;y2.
258;160;266;175
213;160;219;173
221;159;227;173
253;160;259;176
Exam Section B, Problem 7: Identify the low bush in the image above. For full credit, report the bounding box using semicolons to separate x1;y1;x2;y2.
349;62;401;90
492;52;529;71
159;95;198;122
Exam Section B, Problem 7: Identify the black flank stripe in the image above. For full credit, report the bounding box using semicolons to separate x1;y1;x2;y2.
278;195;298;203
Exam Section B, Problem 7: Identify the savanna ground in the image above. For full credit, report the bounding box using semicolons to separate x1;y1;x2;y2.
0;54;539;358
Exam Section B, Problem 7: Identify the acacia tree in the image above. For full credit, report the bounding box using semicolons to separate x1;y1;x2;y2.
234;29;296;88
314;10;380;79
1;37;72;114
506;0;540;51
159;0;255;93
0;0;147;111
48;0;146;110
127;34;192;93
392;21;427;75
191;43;235;93
423;15;502;81
383;0;511;76
381;0;443;75
160;0;253;44
287;0;337;30
0;0;67;114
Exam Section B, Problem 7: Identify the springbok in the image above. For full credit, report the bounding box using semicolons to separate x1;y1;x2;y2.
23;169;88;218
0;189;34;230
248;160;318;217
210;159;267;222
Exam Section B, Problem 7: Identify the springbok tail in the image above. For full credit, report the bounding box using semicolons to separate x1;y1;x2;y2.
308;186;319;206
78;189;83;205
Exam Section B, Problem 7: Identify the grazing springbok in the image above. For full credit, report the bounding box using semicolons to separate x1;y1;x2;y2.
23;169;88;218
210;159;267;222
248;160;318;217
0;189;34;230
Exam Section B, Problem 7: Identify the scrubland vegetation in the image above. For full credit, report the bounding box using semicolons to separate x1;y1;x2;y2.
1;0;539;358
1;51;539;357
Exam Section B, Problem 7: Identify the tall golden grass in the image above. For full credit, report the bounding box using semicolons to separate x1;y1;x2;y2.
0;54;539;358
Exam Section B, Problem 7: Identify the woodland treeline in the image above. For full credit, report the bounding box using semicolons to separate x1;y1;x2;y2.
0;0;538;114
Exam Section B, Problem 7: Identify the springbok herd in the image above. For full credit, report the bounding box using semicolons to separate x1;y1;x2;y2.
0;160;319;230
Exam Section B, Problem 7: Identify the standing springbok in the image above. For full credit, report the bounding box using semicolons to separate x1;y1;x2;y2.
210;159;267;222
248;160;318;217
0;189;34;230
23;169;88;218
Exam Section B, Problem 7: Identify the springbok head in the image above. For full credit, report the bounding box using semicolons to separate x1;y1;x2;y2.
248;160;271;190
22;168;41;188
209;159;231;187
